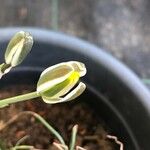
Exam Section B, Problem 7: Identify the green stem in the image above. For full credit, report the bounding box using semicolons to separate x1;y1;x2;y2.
15;135;29;147
31;111;65;145
11;112;66;149
0;91;39;108
0;111;66;148
10;145;34;150
0;63;12;79
0;63;11;73
69;125;78;150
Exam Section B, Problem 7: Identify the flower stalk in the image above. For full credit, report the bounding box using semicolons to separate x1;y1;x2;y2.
0;61;86;108
0;91;38;108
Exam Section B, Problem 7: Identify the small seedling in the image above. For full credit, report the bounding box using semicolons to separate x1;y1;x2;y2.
0;111;86;150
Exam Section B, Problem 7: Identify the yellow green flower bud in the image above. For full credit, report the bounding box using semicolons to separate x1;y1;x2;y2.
5;31;33;67
37;61;87;104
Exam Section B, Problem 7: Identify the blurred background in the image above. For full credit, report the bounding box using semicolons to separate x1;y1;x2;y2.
0;0;150;80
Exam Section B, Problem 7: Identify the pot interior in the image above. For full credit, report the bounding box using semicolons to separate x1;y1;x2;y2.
1;28;150;149
0;70;136;149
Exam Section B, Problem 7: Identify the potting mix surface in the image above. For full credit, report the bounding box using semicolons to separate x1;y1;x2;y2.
0;85;119;149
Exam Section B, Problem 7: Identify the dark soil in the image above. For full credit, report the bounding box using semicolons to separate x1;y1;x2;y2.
0;85;118;150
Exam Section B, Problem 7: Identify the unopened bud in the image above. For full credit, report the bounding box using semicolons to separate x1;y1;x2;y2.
37;61;87;104
5;31;33;67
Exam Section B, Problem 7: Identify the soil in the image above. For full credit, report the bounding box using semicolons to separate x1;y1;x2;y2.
0;85;118;150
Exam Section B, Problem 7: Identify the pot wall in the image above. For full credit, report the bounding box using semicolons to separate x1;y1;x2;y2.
0;28;150;150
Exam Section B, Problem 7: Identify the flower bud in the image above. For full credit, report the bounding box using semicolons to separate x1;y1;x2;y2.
5;31;33;67
37;61;87;104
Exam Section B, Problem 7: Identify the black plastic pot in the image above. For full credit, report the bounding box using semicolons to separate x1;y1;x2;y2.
0;27;150;150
